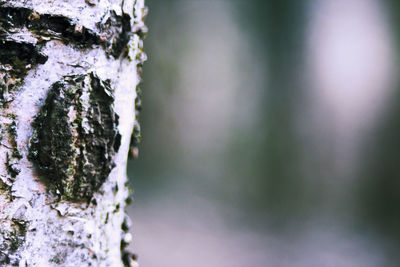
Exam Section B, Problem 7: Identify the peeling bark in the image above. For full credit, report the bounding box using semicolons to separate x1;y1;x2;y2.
0;0;146;266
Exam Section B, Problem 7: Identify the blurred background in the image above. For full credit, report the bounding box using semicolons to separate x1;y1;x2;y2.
127;0;400;266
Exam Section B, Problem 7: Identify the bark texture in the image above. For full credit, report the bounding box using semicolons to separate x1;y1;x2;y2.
0;0;146;266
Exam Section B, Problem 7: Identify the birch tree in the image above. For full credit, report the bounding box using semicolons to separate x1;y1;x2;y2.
0;0;146;266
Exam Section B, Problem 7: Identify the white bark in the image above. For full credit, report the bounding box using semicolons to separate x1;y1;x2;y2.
0;0;146;266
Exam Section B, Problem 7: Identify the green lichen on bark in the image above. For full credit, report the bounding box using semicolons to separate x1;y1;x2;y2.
28;73;121;202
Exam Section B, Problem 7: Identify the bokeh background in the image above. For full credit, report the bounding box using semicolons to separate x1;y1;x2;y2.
127;0;400;266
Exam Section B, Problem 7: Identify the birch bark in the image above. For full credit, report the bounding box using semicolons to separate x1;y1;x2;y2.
0;0;146;266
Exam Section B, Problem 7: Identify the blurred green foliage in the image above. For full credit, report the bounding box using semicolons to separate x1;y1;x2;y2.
128;0;400;265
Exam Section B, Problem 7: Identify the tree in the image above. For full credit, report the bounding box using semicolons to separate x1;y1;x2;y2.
0;0;146;266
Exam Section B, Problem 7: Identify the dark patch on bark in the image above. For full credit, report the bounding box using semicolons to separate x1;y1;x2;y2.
0;6;133;58
28;73;121;202
0;40;47;106
0;41;48;73
98;11;132;58
5;153;20;179
0;7;98;47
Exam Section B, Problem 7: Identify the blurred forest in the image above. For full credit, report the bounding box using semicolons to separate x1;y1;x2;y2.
127;0;400;266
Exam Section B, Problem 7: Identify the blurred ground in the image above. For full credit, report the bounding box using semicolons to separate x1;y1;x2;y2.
127;0;400;266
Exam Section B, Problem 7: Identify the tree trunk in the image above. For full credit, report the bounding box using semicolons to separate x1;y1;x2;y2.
0;0;146;266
